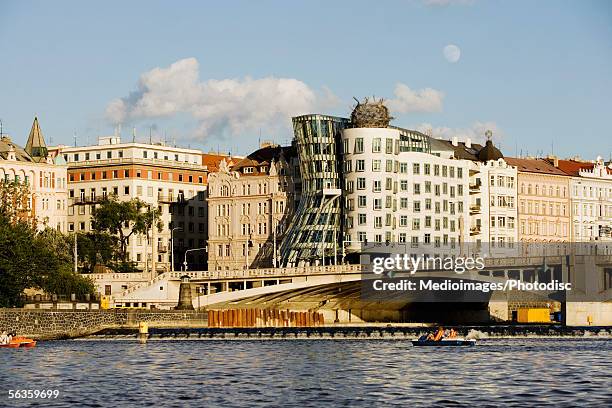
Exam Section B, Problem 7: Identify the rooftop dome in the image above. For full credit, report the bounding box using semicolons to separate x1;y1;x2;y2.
478;139;504;161
350;97;392;128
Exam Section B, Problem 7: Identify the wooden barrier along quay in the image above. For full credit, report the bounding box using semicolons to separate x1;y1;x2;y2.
207;309;324;328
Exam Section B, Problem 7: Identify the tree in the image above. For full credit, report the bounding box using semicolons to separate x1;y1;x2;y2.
0;179;35;227
0;212;95;307
91;195;162;263
76;231;118;273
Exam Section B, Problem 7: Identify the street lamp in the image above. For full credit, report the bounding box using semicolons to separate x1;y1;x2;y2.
183;247;207;271
170;227;182;273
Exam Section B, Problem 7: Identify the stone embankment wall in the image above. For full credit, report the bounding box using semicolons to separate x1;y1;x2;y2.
0;309;207;340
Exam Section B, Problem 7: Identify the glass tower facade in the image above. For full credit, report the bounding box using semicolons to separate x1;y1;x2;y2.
279;114;350;266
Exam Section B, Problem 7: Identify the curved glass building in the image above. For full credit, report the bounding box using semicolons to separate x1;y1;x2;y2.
279;114;349;266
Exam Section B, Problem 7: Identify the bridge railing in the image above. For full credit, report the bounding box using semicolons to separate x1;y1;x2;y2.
168;264;364;281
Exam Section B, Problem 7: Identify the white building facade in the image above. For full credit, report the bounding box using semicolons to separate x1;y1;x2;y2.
49;136;215;274
341;127;471;253
566;158;612;242
0;118;68;232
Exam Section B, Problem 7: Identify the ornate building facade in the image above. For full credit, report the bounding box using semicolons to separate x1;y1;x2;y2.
551;157;612;242
207;143;298;270
0;117;68;231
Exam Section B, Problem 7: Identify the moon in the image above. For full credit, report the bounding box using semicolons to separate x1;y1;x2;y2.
443;44;461;63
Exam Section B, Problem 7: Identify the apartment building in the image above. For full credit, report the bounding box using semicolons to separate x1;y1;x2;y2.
207;143;298;270
505;157;571;243
440;135;518;254
0;117;68;231
551;157;612;242
49;136;226;273
342;127;471;253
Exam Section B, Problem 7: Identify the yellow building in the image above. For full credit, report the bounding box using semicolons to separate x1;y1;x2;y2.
506;158;571;243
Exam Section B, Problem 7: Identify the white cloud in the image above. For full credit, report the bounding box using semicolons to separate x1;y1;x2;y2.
387;83;444;114
415;121;503;144
105;57;337;141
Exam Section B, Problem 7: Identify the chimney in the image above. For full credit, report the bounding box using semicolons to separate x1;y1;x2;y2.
451;136;458;147
465;138;471;149
553;157;559;167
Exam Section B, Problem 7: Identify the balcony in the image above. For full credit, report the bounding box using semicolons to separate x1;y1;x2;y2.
469;183;481;194
470;204;481;214
157;194;174;203
157;245;168;253
470;225;481;236
72;196;101;205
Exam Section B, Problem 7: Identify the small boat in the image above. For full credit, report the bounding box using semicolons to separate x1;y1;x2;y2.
12;337;37;348
1;337;37;348
411;338;476;347
0;342;20;348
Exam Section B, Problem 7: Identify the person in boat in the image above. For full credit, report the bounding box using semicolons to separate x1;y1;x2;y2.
0;331;9;345
433;327;445;341
448;329;457;339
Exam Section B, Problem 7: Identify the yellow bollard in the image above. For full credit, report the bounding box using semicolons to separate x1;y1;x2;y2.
138;322;149;344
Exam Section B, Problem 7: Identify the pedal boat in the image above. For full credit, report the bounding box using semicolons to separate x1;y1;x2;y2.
411;338;476;347
1;337;37;348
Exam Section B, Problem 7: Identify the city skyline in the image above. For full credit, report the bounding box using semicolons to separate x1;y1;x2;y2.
1;0;611;159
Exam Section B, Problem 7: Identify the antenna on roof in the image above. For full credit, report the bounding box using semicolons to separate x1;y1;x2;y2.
515;141;518;157
149;126;152;144
551;140;554;156
73;131;77;147
0;119;3;138
132;127;136;143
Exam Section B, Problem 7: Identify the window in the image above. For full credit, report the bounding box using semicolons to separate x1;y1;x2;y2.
344;160;352;172
372;138;381;153
385;160;393;173
386;139;393;154
372;160;381;172
358;196;367;208
374;217;382;228
373;199;382;210
413;163;420;175
357;178;366;190
373;180;381;192
354;138;364;153
358;214;367;225
356;160;365;172
413;201;421;212
414;183;420;195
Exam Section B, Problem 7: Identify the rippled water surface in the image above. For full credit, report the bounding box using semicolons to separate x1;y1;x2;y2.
1;338;611;407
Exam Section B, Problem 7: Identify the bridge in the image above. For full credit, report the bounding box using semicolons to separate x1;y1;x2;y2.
93;254;612;326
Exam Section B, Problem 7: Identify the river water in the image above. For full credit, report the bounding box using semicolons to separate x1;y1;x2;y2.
1;338;610;407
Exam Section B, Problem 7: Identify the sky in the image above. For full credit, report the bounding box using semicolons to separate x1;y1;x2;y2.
1;0;611;159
